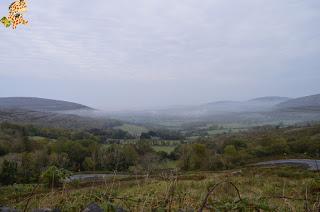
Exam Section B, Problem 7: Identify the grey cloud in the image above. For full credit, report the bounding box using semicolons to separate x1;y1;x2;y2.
0;0;320;109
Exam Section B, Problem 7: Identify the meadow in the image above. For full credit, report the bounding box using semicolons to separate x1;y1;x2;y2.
1;166;319;211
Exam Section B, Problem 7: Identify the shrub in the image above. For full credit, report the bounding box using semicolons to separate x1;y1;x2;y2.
0;160;18;185
82;157;95;171
41;166;71;188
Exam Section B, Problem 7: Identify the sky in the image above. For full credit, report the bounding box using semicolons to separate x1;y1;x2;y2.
0;0;320;110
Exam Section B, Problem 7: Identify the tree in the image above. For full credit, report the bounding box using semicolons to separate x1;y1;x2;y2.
266;138;289;155
190;144;208;169
224;145;237;155
49;153;70;169
41;166;71;188
82;157;95;171
97;145;138;171
52;140;89;171
134;142;153;155
225;139;247;150
0;160;18;185
178;144;209;171
0;144;8;156
20;153;35;183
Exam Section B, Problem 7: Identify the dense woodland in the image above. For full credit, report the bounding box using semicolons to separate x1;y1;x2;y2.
0;122;320;187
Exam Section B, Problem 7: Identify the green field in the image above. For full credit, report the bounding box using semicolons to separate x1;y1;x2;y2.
152;145;176;154
28;136;56;142
114;124;148;136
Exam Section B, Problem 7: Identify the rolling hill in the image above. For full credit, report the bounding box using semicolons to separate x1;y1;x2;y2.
0;97;123;129
276;94;320;111
201;96;291;113
109;95;320;127
120;96;291;118
0;97;93;112
0;108;122;129
1;95;320;129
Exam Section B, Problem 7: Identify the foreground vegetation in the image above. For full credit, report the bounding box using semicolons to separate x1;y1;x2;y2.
1;121;320;210
1;166;320;211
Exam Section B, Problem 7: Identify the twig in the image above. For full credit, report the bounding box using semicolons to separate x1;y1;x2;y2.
261;196;306;201
304;186;309;212
198;181;242;212
23;183;40;212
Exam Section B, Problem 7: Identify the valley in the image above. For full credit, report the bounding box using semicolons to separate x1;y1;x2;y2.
0;95;320;211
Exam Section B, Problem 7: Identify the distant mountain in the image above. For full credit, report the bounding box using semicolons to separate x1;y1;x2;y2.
0;97;93;112
276;94;320;110
0;108;122;129
249;96;291;102
151;96;290;117
201;96;290;113
0;97;124;129
109;96;293;126
110;95;320;127
2;95;319;129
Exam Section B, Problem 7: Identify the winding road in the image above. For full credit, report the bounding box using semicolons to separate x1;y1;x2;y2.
65;173;130;182
255;159;320;171
66;159;320;182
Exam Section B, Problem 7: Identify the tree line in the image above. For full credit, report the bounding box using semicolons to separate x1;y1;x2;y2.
1;122;320;186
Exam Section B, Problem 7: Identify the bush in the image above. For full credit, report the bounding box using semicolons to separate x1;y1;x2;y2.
0;144;9;156
82;157;95;171
0;160;18;185
178;144;210;170
224;145;237;155
309;177;320;194
41;166;71;188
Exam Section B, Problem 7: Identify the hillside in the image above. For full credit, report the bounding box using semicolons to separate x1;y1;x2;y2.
0;97;93;112
202;96;290;113
249;96;291;102
276;94;320;110
109;95;320;127
109;96;292;125
0;108;122;129
132;96;290;118
0;97;133;130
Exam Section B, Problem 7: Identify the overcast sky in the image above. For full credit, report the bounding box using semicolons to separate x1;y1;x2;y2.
0;0;320;110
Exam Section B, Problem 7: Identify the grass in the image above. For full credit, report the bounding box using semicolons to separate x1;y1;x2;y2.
152;146;176;154
114;124;148;136
28;136;56;142
1;166;320;211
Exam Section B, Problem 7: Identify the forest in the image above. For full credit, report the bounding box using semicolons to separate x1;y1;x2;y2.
1;122;320;184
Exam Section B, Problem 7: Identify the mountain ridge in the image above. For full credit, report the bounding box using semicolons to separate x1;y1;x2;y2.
1;94;320;127
276;94;320;110
249;96;291;102
0;107;122;129
0;97;93;112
